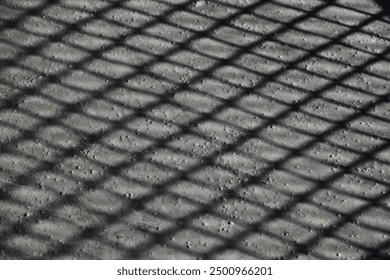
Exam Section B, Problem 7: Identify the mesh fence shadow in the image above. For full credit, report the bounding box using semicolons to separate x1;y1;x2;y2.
0;0;389;259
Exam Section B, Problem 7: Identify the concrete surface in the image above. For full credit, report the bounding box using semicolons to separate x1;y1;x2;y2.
0;0;389;259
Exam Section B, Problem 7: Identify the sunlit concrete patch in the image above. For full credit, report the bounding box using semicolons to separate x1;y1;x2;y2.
213;197;269;226
335;222;390;251
191;213;247;240
288;203;340;230
216;151;267;176
0;153;40;177
145;244;195;260
5;235;54;258
311;237;366;259
262;218;318;245
146;193;201;220
237;183;293;211
237;232;293;259
70;239;124;259
31;219;80;245
101;176;153;200
169;228;227;255
78;189;125;215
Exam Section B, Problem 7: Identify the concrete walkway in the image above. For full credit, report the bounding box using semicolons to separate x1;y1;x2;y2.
0;0;389;259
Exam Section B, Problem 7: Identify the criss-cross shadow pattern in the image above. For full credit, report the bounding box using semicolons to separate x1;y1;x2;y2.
0;0;389;259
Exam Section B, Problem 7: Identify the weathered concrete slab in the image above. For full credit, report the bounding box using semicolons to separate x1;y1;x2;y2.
0;0;389;259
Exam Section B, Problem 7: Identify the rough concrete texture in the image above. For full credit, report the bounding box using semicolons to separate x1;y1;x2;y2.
0;0;389;259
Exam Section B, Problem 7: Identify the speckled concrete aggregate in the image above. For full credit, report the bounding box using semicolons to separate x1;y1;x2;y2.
0;0;389;259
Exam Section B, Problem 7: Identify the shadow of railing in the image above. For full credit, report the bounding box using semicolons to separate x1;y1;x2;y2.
0;0;389;259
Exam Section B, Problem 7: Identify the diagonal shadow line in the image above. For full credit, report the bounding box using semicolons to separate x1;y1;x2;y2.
85;18;389;260
125;88;390;259
5;107;384;258
26;0;388;88
1;58;388;192
0;0;388;260
0;0;262;198
2;32;386;138
116;30;390;256
0;0;191;96
0;0;276;190
0;0;343;258
2;59;386;256
0;0;274;152
0;0;280;257
50;0;368;256
0;0;209;179
364;238;390;259
0;0;207;258
0;0;60;30
18;1;390;258
373;0;390;17
0;0;384;145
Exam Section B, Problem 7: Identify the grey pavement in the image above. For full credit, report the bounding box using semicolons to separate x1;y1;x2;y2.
0;0;389;259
